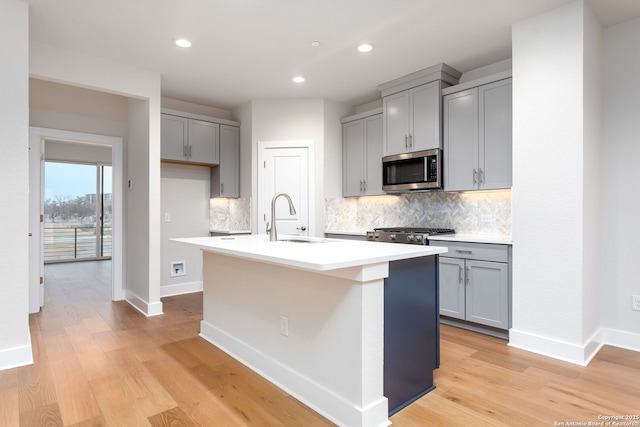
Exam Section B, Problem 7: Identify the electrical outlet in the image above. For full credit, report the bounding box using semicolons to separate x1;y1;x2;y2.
280;315;289;337
632;295;640;311
164;212;171;222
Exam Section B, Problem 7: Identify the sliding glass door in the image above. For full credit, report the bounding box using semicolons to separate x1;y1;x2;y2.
44;161;112;263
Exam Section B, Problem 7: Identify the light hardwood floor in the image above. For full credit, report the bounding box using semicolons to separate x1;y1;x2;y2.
1;261;638;426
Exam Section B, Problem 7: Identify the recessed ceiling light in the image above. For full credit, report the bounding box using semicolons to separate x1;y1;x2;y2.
292;76;305;83
357;43;375;53
311;41;321;47
174;38;192;48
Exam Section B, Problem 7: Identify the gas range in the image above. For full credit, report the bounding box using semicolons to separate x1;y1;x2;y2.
366;227;455;245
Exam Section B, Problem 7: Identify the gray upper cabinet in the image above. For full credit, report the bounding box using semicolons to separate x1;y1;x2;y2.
342;112;384;197
211;124;240;198
443;77;512;191
161;113;219;166
382;81;442;156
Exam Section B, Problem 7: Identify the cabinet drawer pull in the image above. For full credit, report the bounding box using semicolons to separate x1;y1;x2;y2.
456;249;472;254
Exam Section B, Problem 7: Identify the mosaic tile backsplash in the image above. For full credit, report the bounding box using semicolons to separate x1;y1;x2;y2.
325;190;511;237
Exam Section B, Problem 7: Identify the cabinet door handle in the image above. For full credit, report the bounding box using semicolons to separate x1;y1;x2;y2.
456;249;472;254
409;134;413;149
479;168;484;184
473;169;477;185
221;182;224;194
466;266;470;285
458;266;463;283
404;135;408;150
363;180;367;191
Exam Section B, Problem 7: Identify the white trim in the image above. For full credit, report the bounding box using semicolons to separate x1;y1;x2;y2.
125;290;163;317
602;328;640;353
508;327;605;366
160;281;203;298
29;127;125;306
0;334;33;370
200;321;391;427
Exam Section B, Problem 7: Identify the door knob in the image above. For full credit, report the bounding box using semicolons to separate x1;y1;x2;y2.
296;226;307;231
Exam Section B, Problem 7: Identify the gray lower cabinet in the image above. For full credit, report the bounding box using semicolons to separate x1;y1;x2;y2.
443;77;512;191
161;114;219;165
437;241;511;330
342;112;384;197
211;124;240;198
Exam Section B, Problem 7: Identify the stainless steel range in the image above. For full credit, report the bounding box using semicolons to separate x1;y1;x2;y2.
366;227;455;245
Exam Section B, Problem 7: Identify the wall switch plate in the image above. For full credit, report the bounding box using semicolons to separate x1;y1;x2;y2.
480;214;493;223
632;295;640;311
280;315;289;337
164;212;171;222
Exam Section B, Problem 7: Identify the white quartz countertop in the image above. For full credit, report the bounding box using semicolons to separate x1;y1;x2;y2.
427;233;512;245
171;235;447;272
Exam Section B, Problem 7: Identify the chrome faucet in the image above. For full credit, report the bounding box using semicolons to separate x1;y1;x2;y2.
266;193;297;241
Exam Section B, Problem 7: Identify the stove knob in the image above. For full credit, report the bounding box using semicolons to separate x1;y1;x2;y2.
415;235;423;242
390;234;397;241
374;233;379;239
407;235;415;242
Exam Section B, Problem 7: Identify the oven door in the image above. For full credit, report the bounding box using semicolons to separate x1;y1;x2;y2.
382;149;441;191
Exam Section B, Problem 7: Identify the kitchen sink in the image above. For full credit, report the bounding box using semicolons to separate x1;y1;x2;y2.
280;238;326;244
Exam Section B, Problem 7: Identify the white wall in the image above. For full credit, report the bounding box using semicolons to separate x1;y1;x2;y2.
0;0;31;370
511;1;598;364
160;164;210;296
30;78;128;138
30;41;163;316
601;17;640;345
249;99;325;236
246;98;351;236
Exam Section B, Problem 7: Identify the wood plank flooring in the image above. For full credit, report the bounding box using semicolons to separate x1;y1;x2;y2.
1;261;638;426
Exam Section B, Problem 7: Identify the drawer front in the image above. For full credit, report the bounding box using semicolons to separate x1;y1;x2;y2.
431;241;508;262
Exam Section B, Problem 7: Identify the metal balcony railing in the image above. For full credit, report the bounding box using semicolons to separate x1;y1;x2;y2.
44;226;112;262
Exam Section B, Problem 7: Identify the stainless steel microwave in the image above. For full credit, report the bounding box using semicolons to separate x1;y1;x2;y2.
382;149;442;192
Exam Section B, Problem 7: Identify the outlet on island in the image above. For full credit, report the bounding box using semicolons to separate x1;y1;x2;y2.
280;315;289;337
633;295;640;311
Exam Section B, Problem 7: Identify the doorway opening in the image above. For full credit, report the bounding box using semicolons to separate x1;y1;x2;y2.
44;161;113;263
29;127;124;313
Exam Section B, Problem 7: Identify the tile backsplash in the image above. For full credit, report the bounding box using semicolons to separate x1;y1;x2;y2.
325;190;511;237
210;198;251;232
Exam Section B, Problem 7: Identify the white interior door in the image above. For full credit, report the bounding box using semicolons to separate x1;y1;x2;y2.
258;143;310;237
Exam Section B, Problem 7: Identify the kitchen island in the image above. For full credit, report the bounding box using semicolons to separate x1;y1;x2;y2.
171;235;446;427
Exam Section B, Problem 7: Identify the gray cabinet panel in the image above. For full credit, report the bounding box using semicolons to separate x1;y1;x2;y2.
382;91;410;156
466;260;509;329
479;79;512;190
438;241;511;330
443;89;478;191
439;257;465;320
343;120;366;197
443;77;512;191
212;124;239;198
342;113;384;197
161;113;220;166
188;119;219;165
161;115;188;162
410;81;441;151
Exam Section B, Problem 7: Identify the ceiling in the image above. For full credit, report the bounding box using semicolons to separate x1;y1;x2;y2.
24;0;640;110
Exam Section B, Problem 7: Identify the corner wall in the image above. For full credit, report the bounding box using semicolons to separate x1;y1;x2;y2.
601;17;640;348
511;0;603;365
30;41;163;316
0;0;31;370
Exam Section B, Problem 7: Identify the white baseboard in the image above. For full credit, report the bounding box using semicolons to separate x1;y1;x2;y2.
508;326;640;366
125;290;163;317
0;339;33;371
199;320;391;427
160;281;203;298
602;327;640;353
